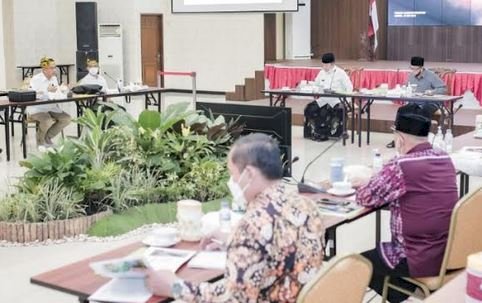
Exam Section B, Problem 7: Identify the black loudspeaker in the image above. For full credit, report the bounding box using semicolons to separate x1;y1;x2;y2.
76;50;98;81
76;2;98;51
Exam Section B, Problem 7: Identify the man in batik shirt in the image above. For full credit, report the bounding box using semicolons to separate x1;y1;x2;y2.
355;110;458;303
145;133;325;302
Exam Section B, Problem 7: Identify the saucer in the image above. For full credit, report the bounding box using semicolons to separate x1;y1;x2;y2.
327;188;356;197
142;236;180;247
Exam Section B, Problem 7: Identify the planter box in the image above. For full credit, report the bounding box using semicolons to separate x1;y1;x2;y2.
0;210;112;243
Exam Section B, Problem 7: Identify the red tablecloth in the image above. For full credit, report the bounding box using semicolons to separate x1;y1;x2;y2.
265;64;482;105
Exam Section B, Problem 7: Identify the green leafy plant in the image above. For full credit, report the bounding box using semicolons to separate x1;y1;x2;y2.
1;102;243;225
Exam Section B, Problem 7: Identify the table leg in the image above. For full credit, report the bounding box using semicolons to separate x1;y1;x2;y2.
459;173;465;198
367;99;371;145
351;98;355;144
158;91;161;112
341;97;347;146
464;174;470;196
4;107;10;161
269;94;273;107
375;208;381;244
66;66;70;84
440;104;446;134
325;227;337;260
358;98;362;148
21;109;27;159
76;101;82;137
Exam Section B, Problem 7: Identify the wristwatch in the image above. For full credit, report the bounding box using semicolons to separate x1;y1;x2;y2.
171;279;185;299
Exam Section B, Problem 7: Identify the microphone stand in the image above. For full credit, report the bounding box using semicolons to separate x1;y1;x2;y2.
297;138;340;193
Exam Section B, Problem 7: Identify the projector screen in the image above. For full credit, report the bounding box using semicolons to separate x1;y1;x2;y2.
388;0;482;26
172;0;299;13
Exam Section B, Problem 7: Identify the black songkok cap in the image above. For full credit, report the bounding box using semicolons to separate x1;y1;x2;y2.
321;53;335;64
395;113;431;137
410;56;425;67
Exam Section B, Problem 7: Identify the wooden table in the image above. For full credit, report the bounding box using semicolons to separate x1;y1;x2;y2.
30;241;224;303
452;130;482;197
423;271;466;302
0;88;166;161
17;64;74;84
307;192;384;259
262;89;463;147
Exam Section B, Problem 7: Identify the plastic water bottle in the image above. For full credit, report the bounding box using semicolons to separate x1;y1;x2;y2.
444;129;453;153
116;79;123;92
432;126;446;151
372;149;383;173
330;158;344;183
219;200;231;232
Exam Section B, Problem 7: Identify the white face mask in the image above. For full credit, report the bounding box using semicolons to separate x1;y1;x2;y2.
88;67;99;75
227;170;249;212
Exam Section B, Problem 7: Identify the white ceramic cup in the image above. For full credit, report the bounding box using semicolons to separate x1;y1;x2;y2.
151;227;178;243
332;181;352;192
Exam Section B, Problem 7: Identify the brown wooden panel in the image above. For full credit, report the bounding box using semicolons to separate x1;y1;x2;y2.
264;14;277;62
311;0;388;60
244;78;256;100
141;15;163;87
388;26;482;63
255;70;265;99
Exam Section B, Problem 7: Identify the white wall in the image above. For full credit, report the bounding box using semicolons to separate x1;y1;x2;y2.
3;0;265;91
0;0;6;88
9;0;76;85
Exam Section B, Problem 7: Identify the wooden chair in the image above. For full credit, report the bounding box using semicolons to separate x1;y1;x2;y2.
382;186;482;301
428;67;459;127
297;254;373;303
428;67;457;95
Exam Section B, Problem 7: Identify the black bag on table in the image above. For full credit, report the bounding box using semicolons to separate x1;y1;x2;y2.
71;84;103;95
304;101;344;141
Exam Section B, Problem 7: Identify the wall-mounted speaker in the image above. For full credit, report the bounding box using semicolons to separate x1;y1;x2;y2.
76;2;98;51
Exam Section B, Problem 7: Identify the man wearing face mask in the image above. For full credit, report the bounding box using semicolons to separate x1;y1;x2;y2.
353;108;458;303
144;133;325;302
313;52;353;108
78;59;108;93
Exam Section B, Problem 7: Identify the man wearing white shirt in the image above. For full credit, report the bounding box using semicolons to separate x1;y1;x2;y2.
313;53;353;108
78;59;108;93
29;57;71;147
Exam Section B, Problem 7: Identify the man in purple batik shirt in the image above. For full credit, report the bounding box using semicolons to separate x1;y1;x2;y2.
355;106;458;303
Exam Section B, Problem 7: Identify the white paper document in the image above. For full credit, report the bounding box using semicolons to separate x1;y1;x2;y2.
88;278;152;303
188;251;227;270
144;247;196;272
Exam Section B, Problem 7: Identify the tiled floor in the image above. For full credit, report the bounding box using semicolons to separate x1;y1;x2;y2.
0;95;479;303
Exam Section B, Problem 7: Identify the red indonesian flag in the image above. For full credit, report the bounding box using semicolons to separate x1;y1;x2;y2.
368;0;379;51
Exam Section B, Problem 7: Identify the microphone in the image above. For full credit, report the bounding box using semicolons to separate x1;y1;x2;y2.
103;71;121;92
297;138;340;194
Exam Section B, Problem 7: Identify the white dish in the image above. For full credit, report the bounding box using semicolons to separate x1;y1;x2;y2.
327;188;356;197
142;236;180;248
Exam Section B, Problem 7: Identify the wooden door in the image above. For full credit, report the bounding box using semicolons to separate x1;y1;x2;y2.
264;13;277;62
141;15;163;87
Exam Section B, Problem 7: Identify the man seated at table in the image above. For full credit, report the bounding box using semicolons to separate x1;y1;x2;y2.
29;56;71;148
313;52;353;108
78;59;108;93
387;56;447;148
354;109;458;303
144;133;325;302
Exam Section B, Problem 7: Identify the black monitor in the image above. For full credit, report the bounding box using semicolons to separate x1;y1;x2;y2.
196;102;292;177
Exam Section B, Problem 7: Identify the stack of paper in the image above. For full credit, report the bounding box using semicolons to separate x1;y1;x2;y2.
188;251;227;270
89;278;152;303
